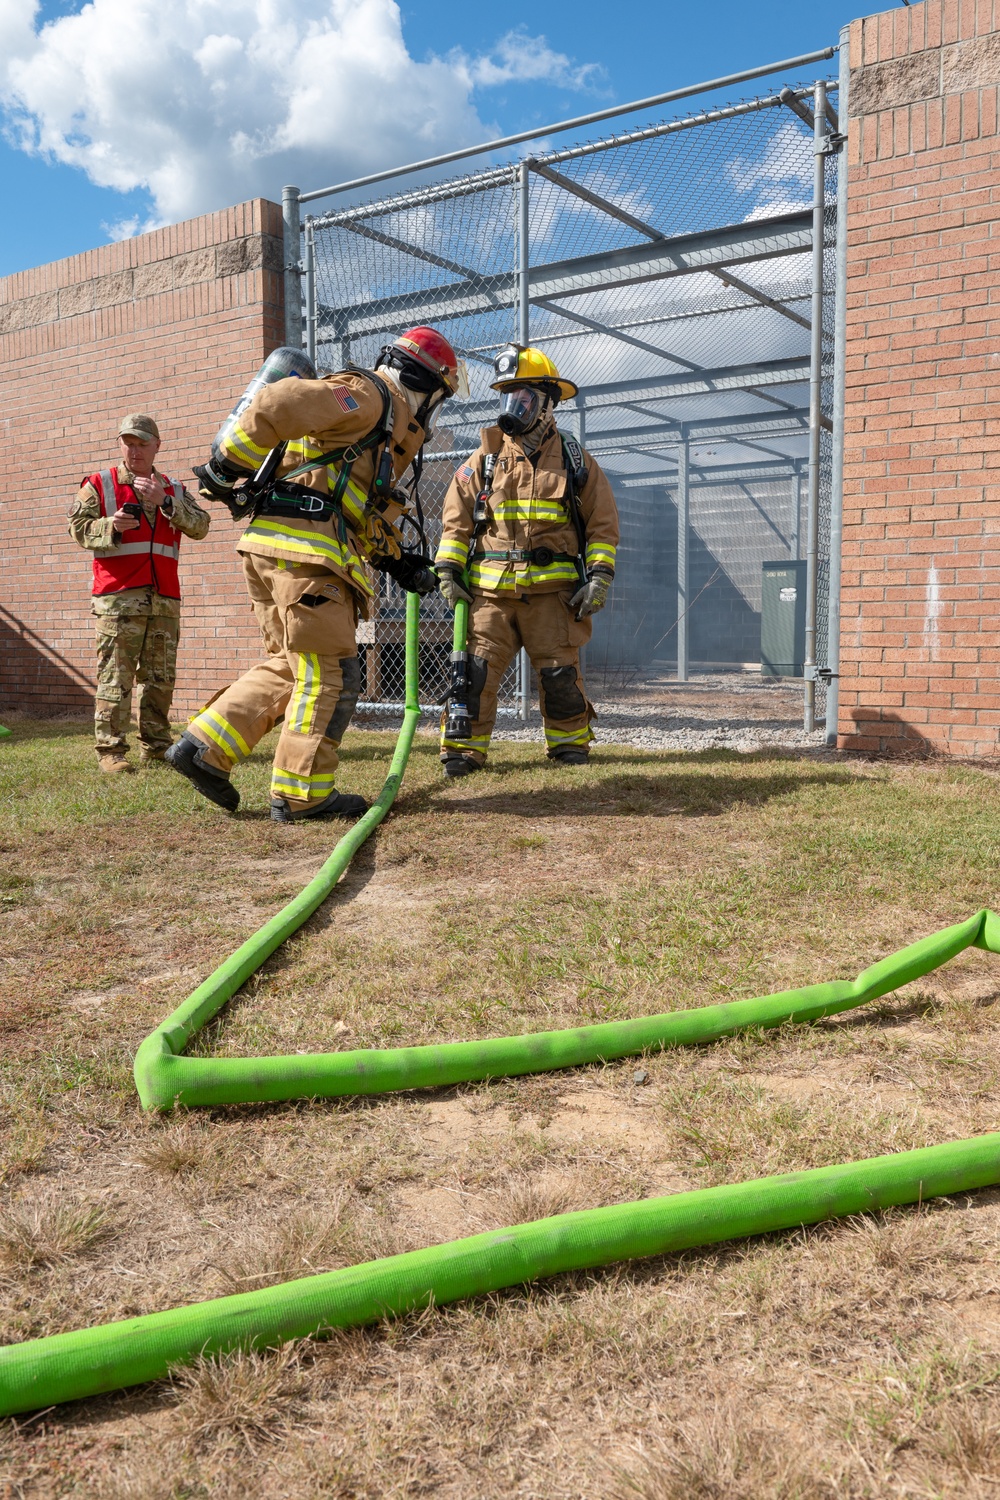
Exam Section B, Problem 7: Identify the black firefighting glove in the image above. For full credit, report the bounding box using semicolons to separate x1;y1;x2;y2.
372;552;438;597
569;567;613;620
436;566;473;609
193;458;243;502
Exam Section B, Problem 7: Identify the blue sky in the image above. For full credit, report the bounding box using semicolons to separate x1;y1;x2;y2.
0;0;889;278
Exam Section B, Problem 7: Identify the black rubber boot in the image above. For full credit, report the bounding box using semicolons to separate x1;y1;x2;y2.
270;789;369;823
550;749;589;766
442;756;481;779
164;732;240;811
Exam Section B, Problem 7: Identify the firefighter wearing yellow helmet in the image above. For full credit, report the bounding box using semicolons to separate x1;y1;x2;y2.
435;344;619;775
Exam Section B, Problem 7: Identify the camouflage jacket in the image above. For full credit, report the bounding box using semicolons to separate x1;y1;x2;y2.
68;464;210;618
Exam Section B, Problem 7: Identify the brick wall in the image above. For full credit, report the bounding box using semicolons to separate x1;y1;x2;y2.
839;0;1000;755
0;200;284;721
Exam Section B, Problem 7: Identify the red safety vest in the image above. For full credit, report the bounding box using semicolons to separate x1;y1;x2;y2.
89;467;184;599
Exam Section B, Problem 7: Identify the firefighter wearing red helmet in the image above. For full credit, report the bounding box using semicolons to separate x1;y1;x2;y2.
435;344;619;775
168;328;465;821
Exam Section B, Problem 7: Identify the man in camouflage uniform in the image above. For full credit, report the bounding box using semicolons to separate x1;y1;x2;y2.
68;414;210;773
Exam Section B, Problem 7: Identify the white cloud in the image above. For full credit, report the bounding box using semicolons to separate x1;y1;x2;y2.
450;29;604;92
727;119;814;220
0;1;600;231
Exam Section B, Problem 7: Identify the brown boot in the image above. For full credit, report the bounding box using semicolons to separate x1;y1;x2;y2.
97;751;133;775
139;747;168;765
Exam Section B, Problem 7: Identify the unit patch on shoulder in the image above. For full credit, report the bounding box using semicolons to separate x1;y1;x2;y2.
332;386;360;412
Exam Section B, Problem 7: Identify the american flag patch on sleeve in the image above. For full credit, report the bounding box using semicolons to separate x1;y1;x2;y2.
459;464;474;479
332;386;360;412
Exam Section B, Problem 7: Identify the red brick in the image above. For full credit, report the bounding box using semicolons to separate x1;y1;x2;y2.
0;198;284;718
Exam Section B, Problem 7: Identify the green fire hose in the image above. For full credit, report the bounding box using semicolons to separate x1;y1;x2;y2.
133;592;424;1111
3;593;1000;1416
3;1131;999;1417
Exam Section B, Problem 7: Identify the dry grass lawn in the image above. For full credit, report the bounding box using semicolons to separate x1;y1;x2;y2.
2;718;1000;1497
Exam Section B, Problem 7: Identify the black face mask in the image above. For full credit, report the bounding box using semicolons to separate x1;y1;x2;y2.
497;386;546;437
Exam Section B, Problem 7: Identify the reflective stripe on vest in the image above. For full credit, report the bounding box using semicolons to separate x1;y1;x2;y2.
90;467;184;598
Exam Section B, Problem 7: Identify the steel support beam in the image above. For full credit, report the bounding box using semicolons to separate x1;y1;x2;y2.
709;267;812;330
317;210;814;339
424;409;813;465
676;434;690;682
340;219;480;280
529;160;665;241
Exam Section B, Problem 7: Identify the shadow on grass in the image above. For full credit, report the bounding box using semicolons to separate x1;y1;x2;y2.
398;764;858;819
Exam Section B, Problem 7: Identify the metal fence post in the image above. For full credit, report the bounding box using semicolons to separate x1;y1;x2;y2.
825;29;850;747
282;185;302;349
517;158;532;720
304;217;316;366
791;464;804;559
803;82;827;733
677;430;690;682
518;160;531;346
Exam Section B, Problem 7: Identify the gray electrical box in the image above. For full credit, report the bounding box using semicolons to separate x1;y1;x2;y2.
761;560;806;677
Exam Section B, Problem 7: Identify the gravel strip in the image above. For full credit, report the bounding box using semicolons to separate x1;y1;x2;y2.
355;673;829;755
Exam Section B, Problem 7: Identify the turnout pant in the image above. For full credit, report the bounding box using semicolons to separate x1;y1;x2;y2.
188;554;361;813
440;589;595;764
94;613;178;755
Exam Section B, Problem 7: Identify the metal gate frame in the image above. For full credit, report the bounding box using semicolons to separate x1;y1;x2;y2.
281;42;849;744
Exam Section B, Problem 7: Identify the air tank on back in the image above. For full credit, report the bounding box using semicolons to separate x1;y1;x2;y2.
211;347;317;466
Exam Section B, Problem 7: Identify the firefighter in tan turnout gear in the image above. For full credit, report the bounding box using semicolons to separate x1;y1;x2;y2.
68;414;210;773
167;328;463;820
435;346;619;776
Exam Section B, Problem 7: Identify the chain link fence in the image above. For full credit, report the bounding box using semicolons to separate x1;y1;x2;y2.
299;61;843;726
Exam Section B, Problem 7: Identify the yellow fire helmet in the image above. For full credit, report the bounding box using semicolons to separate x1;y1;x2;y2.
491;344;579;402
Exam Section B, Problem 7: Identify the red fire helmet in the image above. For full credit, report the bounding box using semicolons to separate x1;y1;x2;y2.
390;326;464;395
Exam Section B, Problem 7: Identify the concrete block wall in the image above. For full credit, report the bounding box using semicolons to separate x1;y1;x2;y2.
839;0;1000;755
0;200;284;721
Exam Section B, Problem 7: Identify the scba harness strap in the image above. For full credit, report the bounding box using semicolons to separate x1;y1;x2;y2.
470;429;589;582
247;369;398;527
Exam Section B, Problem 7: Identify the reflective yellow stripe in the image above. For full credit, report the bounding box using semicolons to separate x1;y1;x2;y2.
441;733;490;753
189;708;251;764
242;518;374;598
271;768;337;799
544;723;594;746
587;543;617;570
492;499;568;521
289;653;321;736
244;517;346;559
287;440;325;463
222;422;270;468
435;539;469;568
468;559;579;590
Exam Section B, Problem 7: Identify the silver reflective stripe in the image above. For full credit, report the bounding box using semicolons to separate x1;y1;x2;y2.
103;541;151;557
98;469;114;517
152;543;179;559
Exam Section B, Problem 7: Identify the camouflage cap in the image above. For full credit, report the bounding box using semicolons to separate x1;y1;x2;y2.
118;414;160;442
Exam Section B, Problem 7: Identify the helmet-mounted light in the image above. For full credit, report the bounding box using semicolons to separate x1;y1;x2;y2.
493;344;523;382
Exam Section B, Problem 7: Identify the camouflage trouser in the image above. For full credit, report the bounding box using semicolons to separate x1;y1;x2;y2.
94;614;179;755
